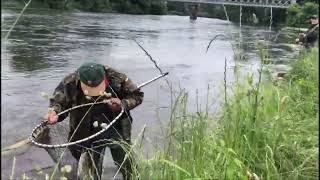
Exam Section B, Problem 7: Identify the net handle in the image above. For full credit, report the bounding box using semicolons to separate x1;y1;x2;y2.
29;101;124;148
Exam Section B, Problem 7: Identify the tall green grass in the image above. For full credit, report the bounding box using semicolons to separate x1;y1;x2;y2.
133;47;319;180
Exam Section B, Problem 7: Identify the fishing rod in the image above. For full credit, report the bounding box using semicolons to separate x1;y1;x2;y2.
137;72;169;89
2;72;169;151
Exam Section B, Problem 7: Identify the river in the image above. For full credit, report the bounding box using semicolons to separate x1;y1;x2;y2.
1;8;301;179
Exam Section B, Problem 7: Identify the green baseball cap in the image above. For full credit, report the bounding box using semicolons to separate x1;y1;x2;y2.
78;62;105;87
309;15;318;19
78;62;106;96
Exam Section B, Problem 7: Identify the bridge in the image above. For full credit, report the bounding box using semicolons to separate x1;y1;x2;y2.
165;0;296;8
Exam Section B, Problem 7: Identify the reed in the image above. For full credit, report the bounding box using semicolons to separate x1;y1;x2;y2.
4;0;32;40
9;156;16;180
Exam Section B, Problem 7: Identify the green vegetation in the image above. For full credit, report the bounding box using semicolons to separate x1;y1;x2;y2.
132;46;319;179
1;0;167;14
286;2;319;28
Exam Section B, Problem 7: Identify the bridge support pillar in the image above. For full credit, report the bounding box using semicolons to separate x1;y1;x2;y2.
190;4;199;20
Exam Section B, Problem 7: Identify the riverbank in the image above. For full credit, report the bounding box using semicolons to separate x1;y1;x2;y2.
133;46;319;179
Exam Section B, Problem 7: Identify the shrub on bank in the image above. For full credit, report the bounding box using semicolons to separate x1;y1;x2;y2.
286;2;319;28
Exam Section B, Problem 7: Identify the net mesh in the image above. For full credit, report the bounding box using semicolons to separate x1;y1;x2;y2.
35;118;71;161
33;117;80;179
31;106;125;178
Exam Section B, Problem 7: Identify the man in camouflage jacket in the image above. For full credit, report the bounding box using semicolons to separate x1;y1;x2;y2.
296;15;319;48
45;62;144;180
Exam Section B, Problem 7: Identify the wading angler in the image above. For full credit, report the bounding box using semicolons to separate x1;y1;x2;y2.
296;15;319;48
45;62;144;180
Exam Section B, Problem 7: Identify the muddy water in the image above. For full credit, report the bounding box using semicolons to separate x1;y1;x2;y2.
1;8;300;178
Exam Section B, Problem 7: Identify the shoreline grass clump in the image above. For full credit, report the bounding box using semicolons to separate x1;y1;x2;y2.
133;46;319;180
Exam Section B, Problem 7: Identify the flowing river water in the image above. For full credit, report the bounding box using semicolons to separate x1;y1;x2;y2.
1;8;301;179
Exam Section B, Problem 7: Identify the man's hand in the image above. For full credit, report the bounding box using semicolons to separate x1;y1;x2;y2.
45;108;58;124
107;98;122;113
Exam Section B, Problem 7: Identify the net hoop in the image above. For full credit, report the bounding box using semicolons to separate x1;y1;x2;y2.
29;101;125;148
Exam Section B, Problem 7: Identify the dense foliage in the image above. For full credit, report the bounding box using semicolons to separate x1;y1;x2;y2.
286;2;319;27
2;0;167;15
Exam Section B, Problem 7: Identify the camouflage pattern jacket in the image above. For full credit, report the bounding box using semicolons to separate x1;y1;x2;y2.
299;24;319;48
49;66;144;142
305;24;319;46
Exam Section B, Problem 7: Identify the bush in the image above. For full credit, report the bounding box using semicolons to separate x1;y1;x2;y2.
110;0;131;13
149;1;167;15
90;0;111;12
303;2;319;19
45;0;66;9
286;2;319;27
286;3;304;27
